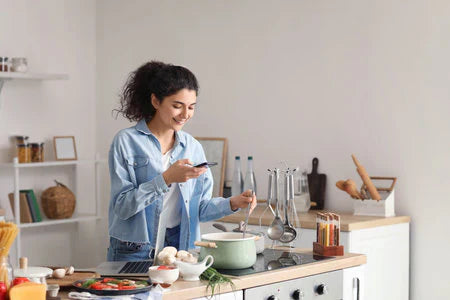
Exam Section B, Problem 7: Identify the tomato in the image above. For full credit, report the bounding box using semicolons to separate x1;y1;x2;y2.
157;265;173;270
75;283;82;287
90;282;111;290
12;277;30;286
102;278;115;283
119;285;136;290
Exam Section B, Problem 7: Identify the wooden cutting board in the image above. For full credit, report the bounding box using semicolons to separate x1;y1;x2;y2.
46;271;99;288
307;157;326;210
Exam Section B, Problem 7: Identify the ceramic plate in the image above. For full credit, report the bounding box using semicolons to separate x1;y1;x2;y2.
72;277;152;296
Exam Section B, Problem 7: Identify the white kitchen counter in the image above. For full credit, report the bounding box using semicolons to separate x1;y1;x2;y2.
162;247;366;300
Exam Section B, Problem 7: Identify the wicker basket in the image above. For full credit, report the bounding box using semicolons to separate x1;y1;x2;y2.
41;180;76;219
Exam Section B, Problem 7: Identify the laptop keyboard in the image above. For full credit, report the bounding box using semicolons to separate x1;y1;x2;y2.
118;261;153;274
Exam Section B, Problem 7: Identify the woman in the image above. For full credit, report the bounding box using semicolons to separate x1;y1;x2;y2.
107;61;256;261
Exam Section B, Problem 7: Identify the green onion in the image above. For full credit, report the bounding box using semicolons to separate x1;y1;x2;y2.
200;267;235;298
81;279;97;288
135;281;149;286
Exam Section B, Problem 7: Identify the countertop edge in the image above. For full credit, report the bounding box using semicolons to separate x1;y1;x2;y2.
218;206;411;232
163;250;366;300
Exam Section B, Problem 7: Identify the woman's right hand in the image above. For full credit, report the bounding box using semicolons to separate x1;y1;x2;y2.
163;159;207;185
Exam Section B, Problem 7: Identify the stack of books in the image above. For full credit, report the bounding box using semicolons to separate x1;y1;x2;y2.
7;190;42;223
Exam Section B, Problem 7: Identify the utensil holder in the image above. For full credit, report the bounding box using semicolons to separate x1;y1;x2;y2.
313;242;344;256
353;177;397;217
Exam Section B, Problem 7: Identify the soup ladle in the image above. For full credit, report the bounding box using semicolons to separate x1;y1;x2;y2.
279;171;297;243
267;169;284;240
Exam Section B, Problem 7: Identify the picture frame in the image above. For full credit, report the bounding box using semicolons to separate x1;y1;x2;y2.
195;137;228;197
53;136;77;161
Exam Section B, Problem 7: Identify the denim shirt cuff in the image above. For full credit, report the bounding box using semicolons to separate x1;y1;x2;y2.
223;197;239;215
142;174;170;196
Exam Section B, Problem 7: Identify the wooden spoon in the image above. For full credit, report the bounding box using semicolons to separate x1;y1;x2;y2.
343;179;363;199
336;179;363;199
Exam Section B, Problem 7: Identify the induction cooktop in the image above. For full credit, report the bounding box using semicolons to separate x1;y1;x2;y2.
215;249;332;277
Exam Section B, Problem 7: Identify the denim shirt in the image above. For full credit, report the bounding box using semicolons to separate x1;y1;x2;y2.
108;119;235;253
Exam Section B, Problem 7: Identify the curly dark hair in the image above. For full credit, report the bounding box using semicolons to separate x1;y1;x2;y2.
114;61;199;122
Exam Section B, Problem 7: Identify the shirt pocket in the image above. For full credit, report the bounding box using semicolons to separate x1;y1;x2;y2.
126;155;149;186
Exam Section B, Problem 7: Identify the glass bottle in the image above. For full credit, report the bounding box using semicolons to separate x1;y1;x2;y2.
232;156;244;196
294;170;311;212
243;156;257;194
0;253;13;290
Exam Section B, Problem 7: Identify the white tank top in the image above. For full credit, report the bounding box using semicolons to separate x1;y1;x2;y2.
161;149;181;228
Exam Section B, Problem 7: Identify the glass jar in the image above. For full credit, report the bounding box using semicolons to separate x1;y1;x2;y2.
0;255;13;290
10;57;28;73
14;136;29;145
17;144;31;163
293;171;311;212
40;142;44;162
30;143;44;162
0;57;9;72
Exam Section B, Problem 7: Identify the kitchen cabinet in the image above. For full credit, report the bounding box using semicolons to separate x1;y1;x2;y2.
193;291;243;300
202;209;410;300
158;248;365;300
0;157;103;264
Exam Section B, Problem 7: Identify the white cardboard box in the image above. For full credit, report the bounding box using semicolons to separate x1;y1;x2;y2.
353;190;395;217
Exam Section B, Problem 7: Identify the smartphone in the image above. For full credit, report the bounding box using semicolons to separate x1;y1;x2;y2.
194;162;218;168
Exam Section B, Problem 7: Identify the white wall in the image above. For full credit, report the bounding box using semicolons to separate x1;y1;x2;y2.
0;0;101;267
96;1;449;299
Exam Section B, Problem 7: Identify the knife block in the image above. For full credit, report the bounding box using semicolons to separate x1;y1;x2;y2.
313;242;344;256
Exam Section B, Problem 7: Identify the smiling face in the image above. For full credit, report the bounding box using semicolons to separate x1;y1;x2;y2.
151;88;197;132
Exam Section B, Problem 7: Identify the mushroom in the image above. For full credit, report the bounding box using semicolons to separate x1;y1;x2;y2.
176;250;190;259
52;268;66;279
182;253;197;263
176;250;198;263
66;266;75;275
157;247;179;265
161;246;177;257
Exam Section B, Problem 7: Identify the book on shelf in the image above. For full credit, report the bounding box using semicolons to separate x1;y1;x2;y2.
20;190;42;222
8;192;33;223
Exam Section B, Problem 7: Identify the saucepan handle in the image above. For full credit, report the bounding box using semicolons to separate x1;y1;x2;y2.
194;241;217;248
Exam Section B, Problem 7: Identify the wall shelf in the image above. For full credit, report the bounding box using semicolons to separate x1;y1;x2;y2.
0;72;69;108
0;157;103;262
0;159;106;168
18;214;101;229
0;72;69;80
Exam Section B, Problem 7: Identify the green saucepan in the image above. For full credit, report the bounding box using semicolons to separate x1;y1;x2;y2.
195;232;257;269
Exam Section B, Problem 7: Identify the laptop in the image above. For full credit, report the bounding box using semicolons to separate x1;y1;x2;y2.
95;260;154;277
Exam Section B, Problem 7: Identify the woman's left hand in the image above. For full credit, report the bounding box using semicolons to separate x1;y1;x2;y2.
230;190;257;213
